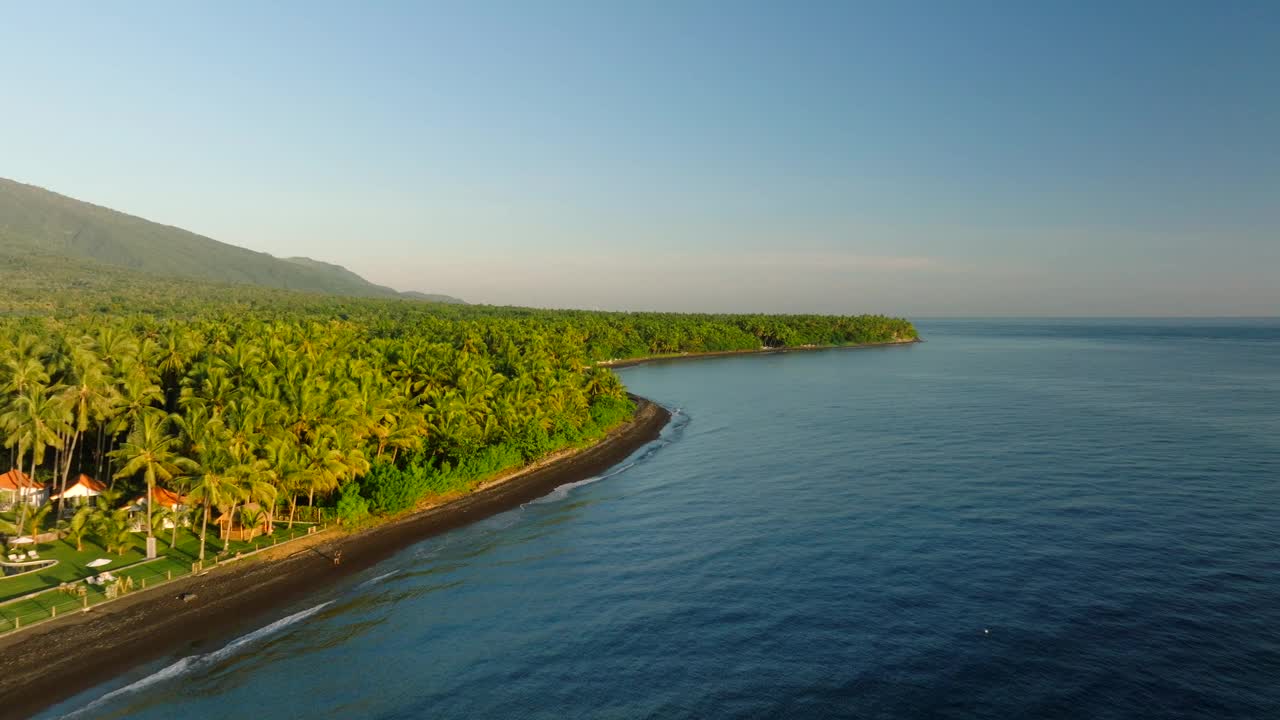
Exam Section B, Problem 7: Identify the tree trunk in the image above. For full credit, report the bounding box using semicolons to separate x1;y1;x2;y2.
95;425;105;479
109;435;118;485
15;453;36;545
52;440;61;499
198;503;210;562
288;494;298;529
223;500;238;549
145;471;154;542
56;430;81;520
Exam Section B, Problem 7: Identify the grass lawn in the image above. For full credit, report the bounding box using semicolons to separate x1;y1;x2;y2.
0;538;150;602
0;522;318;631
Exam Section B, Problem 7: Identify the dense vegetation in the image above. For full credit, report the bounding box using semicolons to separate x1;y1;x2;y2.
0;295;915;560
0;177;461;302
0;179;916;558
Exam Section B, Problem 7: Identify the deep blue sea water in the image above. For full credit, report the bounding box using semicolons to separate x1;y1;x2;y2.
46;319;1280;719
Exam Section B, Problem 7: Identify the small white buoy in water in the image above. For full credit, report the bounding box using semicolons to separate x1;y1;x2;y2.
983;628;990;635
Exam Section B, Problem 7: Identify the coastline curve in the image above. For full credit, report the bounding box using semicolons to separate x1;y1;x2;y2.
0;397;672;720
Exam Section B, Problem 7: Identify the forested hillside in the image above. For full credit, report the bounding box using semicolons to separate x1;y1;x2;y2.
0;176;916;549
0;177;461;302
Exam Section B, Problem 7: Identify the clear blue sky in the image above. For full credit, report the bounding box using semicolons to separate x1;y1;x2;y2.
2;1;1277;315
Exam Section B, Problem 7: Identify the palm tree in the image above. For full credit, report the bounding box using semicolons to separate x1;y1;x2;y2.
299;440;344;512
157;325;196;411
218;445;272;542
24;503;53;548
110;413;193;558
94;486;123;515
186;462;241;563
1;384;70;546
583;367;626;400
55;344;117;518
66;505;93;551
169;505;191;549
150;505;174;547
112;371;163;436
239;505;266;539
93;326;138;378
3;357;50;396
93;507;136;556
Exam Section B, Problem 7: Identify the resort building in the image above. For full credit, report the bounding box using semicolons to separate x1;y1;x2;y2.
129;486;188;512
128;487;191;529
215;502;271;542
0;469;47;509
48;474;107;508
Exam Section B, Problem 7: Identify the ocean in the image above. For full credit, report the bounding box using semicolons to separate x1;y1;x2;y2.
45;319;1280;719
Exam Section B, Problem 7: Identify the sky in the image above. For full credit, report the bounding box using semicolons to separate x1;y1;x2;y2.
2;1;1277;315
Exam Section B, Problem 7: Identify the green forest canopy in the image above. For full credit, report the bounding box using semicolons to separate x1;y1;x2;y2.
1;276;917;549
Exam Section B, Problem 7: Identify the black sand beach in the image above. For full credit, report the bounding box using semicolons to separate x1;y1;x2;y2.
0;398;670;720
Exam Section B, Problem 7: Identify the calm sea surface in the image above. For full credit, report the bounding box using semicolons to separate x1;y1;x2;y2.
47;319;1280;719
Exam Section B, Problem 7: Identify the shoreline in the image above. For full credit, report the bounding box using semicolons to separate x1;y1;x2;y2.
0;397;671;720
598;338;920;369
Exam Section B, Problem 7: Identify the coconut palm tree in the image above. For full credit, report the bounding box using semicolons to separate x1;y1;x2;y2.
156;325;196;411
93;507;136;556
239;505;266;539
112;371;163;436
55;344;117;518
110;413;193;558
1;384;71;546
186;461;241;563
66;505;94;551
24;503;53;549
2;357;50;396
150;505;174;547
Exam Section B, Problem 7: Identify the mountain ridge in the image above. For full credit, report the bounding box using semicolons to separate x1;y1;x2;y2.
0;177;462;303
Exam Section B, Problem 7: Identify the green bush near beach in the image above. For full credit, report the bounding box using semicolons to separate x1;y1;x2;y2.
359;395;637;516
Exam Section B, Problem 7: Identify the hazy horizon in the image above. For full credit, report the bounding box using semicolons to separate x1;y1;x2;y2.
3;2;1276;316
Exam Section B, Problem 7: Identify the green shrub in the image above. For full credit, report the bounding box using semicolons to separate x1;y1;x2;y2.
335;483;371;525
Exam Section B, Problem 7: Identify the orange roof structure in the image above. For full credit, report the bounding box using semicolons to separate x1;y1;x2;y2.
0;469;40;491
132;486;188;509
50;474;107;499
215;502;266;526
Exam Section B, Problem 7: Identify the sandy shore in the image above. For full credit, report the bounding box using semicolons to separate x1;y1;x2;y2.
0;397;670;720
599;338;920;369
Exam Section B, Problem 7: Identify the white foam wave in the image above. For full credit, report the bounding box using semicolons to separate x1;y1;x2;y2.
357;569;401;589
528;461;639;505
62;601;333;718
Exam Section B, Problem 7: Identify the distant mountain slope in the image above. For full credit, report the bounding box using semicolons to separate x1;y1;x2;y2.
399;290;469;304
0;177;462;302
281;256;401;295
